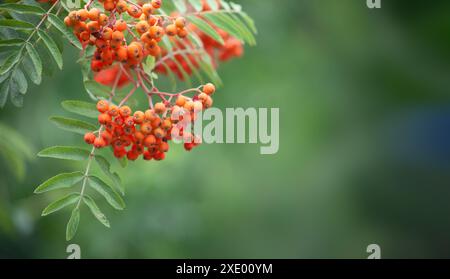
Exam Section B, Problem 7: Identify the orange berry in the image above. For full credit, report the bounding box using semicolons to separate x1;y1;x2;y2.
98;113;112;125
116;0;128;13
98;14;109;26
141;122;153;134
119;106;132;117
115;46;128;62
108;105;119;116
133;111;145;124
135;20;150;34
112;30;124;42
102;27;113;40
84;132;96;144
94;137;106;148
184;100;195;112
127;42;143;58
147;44;161;57
74;22;87;33
154;102;166;114
101;130;113;143
124;116;135;126
151;117;161;128
76;9;89;21
104;0;115;11
175;17;186;28
142;3;153;15
64;16;72;27
68;11;78;22
161;118;172;130
127;5;142;18
159;141;169;152
151;0;162;9
88;8;100;21
79;31;91;42
193;101;203;112
165;24;177;36
153;127;166;139
205;96;213;108
175;96;186;107
87;21;100;32
203;83;215;95
144;109;156;121
177;27;188;38
149;26;164;38
143;134;156;147
115;19;127;31
97;100;109;113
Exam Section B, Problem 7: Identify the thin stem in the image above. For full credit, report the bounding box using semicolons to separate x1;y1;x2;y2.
118;84;139;107
75;135;100;209
25;0;60;44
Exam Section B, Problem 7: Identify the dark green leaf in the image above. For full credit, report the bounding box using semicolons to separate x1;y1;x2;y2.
42;193;80;216
34;172;84;194
25;43;42;84
61;100;98;119
83;195;110;228
66;208;80;241
84;80;111;99
88;176;125;210
0;50;22;76
9;84;23;107
95;155;123;195
0;3;45;15
12;68;27;94
49;116;97;135
0;19;34;30
0;38;24;46
38;30;63;70
38;146;91;161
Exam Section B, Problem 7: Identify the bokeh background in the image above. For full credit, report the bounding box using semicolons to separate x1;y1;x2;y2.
1;0;450;258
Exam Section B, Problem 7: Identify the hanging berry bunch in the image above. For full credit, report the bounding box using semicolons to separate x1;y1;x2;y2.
0;0;256;240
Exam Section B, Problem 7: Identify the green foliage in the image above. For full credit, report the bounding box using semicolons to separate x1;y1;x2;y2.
35;99;125;240
0;1;76;107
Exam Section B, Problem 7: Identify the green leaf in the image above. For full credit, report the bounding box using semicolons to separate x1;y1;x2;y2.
0;81;9;108
88;176;125;210
49;116;97;135
187;0;203;11
187;15;224;45
0;39;24;46
38;146;91;161
117;156;128;168
12;68;27;94
25;43;42;84
0;50;22;76
95;155;123;195
83;195;110;228
41;193;80;216
142;55;155;74
38;30;63;70
84;80;111;99
34;172;84;194
0;3;45;15
9;83;23;107
47;14;83;50
0;19;34;30
61;100;98;119
66;208;80;241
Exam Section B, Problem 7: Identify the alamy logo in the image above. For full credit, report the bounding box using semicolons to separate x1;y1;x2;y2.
367;0;381;9
66;244;81;259
367;244;381;259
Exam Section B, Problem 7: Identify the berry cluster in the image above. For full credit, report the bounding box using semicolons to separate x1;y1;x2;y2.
84;83;215;161
63;0;188;72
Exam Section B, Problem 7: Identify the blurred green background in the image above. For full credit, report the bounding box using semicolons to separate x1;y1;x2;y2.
2;0;450;258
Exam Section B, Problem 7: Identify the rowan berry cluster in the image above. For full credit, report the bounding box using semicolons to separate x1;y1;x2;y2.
84;83;215;161
63;0;188;72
